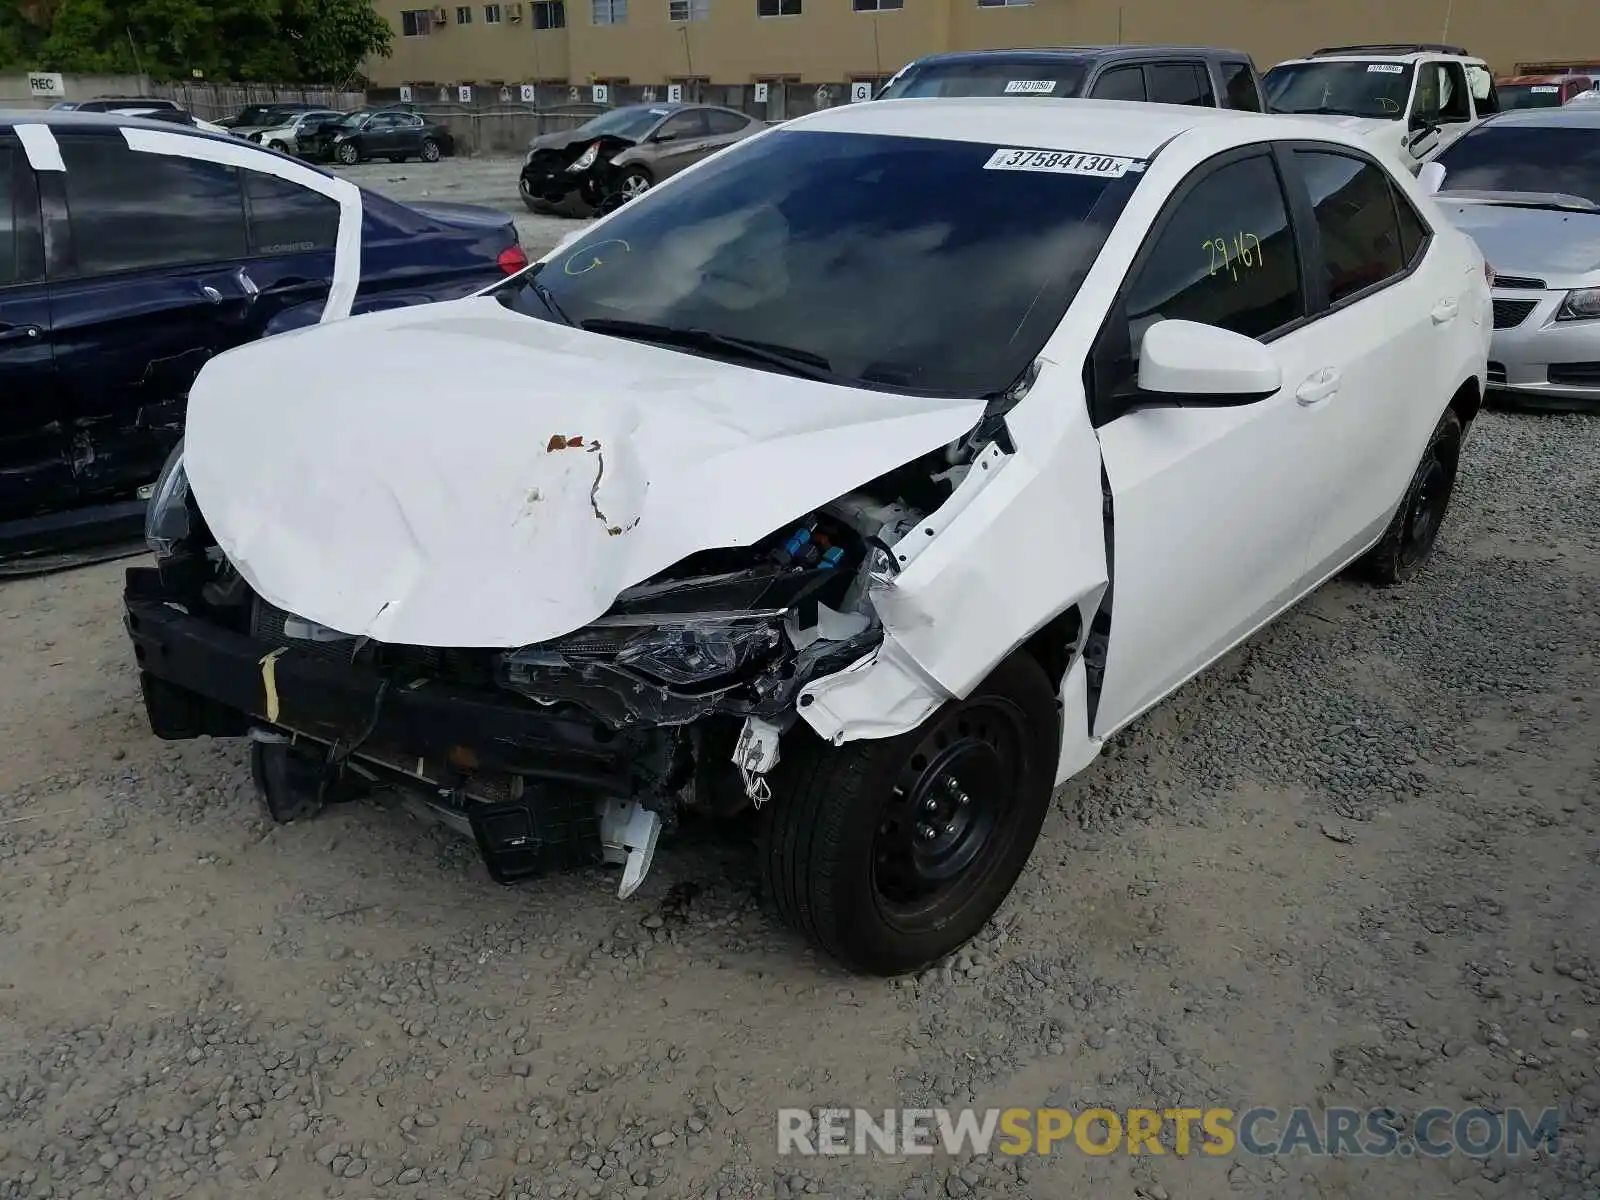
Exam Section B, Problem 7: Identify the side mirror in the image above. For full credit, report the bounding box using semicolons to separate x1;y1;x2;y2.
1417;161;1446;195
1130;320;1282;409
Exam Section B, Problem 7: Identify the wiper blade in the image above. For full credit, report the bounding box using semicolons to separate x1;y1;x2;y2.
524;268;576;326
579;319;839;382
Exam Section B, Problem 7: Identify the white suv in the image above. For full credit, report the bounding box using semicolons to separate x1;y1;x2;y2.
1264;43;1499;171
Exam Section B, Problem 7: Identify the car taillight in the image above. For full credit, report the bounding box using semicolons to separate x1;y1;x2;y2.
498;244;529;275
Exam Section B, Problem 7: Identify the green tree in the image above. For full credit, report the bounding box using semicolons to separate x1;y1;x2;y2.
13;0;391;82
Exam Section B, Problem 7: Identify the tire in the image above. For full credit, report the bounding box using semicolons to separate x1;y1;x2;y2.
420;138;441;163
267;140;288;152
1355;407;1463;585
761;652;1059;975
336;141;359;166
616;168;652;200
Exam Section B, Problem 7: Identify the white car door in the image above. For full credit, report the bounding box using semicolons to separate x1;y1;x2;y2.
1087;147;1338;736
1282;145;1465;576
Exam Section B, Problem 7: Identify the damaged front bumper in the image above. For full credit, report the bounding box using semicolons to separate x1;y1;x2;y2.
124;566;676;889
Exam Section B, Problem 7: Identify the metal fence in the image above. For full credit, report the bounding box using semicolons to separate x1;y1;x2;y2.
150;82;366;122
365;81;877;156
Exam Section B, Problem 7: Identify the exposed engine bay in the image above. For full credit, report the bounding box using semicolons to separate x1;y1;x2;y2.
133;422;1006;897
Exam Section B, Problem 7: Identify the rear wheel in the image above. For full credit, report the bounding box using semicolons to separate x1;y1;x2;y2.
1355;408;1462;585
761;652;1059;975
420;138;442;163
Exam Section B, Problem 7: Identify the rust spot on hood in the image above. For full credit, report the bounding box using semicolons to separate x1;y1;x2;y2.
546;434;585;451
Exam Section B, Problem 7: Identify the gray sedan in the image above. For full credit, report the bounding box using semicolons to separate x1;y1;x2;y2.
1424;106;1600;410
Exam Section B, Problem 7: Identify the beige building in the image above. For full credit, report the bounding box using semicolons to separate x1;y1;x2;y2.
364;0;1600;90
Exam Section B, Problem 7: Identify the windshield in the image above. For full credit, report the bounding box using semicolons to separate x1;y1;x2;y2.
1264;61;1414;118
1496;84;1566;110
575;106;672;140
877;60;1089;100
501;129;1141;396
1435;125;1600;205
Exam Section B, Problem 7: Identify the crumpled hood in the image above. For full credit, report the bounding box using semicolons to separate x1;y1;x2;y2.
1439;203;1600;283
184;298;988;649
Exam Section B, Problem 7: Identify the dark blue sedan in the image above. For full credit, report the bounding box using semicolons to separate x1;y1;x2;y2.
0;111;527;566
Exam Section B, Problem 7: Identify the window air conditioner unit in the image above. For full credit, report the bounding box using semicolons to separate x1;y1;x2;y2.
509;2;524;18
432;7;448;22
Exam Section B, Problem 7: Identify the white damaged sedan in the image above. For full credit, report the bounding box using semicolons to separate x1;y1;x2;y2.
128;98;1490;974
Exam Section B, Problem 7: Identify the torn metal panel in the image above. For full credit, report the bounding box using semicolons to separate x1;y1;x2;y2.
181;298;987;649
117;126;363;325
798;363;1109;747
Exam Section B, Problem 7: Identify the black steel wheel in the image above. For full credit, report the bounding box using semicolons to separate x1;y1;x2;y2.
1356;407;1462;585
762;652;1059;975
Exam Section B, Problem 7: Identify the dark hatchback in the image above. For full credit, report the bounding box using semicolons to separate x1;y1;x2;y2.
875;45;1266;109
0;112;525;565
302;109;455;165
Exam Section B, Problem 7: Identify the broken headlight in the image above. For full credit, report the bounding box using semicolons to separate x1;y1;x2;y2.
614;619;783;686
144;439;191;559
567;141;601;172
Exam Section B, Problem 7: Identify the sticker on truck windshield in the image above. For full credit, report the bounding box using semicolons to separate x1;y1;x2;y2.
1367;64;1405;74
983;147;1145;177
1531;85;1560;92
1003;80;1057;94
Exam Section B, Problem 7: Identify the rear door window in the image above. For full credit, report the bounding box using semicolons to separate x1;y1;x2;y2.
1146;62;1211;106
1293;150;1407;304
1219;61;1262;111
704;109;749;135
56;134;249;276
1090;65;1147;102
243;171;340;255
0;141;19;286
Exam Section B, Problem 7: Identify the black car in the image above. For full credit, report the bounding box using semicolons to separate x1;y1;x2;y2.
876;45;1266;110
305;109;455;165
50;96;182;113
216;102;320;131
0;111;526;565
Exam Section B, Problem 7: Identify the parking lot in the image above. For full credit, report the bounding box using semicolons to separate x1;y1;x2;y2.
2;158;1599;1200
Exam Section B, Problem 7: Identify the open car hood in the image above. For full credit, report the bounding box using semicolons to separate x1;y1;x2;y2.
183;298;988;648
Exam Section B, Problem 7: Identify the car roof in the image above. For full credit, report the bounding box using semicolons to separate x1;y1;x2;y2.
0;108;241;143
1497;73;1589;84
1276;50;1486;66
904;45;1252;68
789;96;1323;158
1480;105;1600;129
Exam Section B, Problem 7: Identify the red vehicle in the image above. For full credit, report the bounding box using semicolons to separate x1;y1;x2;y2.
1495;73;1594;108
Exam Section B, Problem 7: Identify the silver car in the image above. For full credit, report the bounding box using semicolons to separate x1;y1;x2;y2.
1425;106;1600;410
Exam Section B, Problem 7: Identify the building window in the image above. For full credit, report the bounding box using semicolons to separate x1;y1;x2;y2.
852;0;902;9
668;0;708;18
484;2;502;19
455;5;472;20
757;0;799;14
592;0;626;21
532;0;565;26
400;8;433;35
976;0;1030;6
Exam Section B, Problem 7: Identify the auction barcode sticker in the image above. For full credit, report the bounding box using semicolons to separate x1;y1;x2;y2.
1004;80;1057;94
1367;63;1405;74
1531;85;1560;92
983;147;1145;177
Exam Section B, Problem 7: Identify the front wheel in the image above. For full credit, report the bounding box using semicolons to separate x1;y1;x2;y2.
420;138;442;163
266;139;288;152
336;141;360;165
1355;407;1463;585
616;168;652;200
761;652;1059;975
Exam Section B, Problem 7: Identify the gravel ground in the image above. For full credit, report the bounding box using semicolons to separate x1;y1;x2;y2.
1;394;1598;1200
335;155;587;259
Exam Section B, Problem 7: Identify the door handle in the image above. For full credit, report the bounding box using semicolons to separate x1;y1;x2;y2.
1295;367;1341;406
0;323;42;343
1431;298;1459;325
